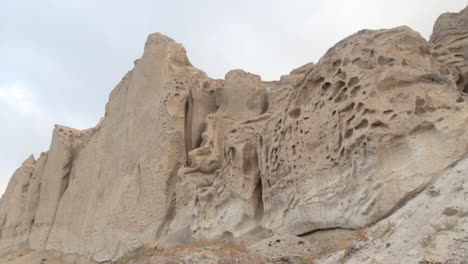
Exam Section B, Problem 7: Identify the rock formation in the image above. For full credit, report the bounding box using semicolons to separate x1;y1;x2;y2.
1;6;467;264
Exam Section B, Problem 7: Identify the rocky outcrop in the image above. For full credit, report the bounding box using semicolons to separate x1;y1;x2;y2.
1;7;468;263
431;6;468;93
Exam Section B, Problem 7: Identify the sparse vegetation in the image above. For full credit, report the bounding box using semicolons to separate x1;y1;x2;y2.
450;182;464;192
442;207;459;216
374;221;396;238
426;189;440;197
114;245;154;263
420;234;434;248
297;254;320;264
431;220;457;233
458;208;468;218
113;241;265;264
419;259;443;264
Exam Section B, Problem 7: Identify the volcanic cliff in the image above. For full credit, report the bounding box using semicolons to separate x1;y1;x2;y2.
1;6;468;264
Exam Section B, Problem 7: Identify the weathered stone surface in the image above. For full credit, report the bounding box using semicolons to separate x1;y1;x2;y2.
431;6;468;93
257;26;467;236
320;156;468;264
0;7;467;263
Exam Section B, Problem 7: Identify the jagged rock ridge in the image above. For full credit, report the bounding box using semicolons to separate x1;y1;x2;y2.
0;6;467;264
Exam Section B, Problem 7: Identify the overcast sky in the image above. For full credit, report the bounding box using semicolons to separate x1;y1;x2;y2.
0;0;466;196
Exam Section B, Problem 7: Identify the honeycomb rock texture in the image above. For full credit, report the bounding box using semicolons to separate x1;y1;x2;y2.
1;8;468;263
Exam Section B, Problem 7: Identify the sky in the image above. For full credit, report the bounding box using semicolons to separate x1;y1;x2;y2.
0;0;466;196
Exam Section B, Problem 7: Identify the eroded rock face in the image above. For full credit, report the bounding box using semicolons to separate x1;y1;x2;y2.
431;6;468;93
0;7;467;262
258;26;467;235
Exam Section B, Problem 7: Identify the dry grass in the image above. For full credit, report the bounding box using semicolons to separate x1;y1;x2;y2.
431;220;458;233
426;189;440;197
113;246;155;263
458;208;468;218
420;233;434;248
450;182;464;192
113;228;370;263
113;241;265;264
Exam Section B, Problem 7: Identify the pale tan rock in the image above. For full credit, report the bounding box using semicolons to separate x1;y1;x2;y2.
258;26;468;236
248;234;318;263
0;7;467;263
0;155;39;256
42;33;218;262
0;249;97;264
431;6;468;93
320;156;468;264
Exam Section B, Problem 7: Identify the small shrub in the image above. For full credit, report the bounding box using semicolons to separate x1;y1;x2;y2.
442;207;459;216
458;208;468;218
114;245;153;263
426;189;440;197
419;259;442;264
420;234;434;248
297;254;320;264
374;221;396;238
431;220;457;233
450;182;464;192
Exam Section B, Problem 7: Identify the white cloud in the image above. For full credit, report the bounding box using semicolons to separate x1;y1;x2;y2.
0;82;43;116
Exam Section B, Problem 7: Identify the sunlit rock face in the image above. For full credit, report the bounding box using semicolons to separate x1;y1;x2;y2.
0;7;467;263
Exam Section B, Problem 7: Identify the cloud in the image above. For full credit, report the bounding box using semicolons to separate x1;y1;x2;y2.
0;82;43;116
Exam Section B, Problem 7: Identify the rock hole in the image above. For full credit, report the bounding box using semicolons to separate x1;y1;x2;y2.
322;82;332;91
343;58;350;66
454;74;463;90
340;102;355;114
332;59;342;69
288;108;301;119
377;56;395;66
344;128;354;139
346;115;355;125
363;108;375;115
350;85;362;97
371;121;388;129
355;119;369;130
356;102;364;112
352;58;373;70
383;109;393;114
254;177;264;221
334;88;348;103
415;96;426;114
409;121;435;136
332;80;346;94
348;77;360;87
334;68;347;80
22;182;29;193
